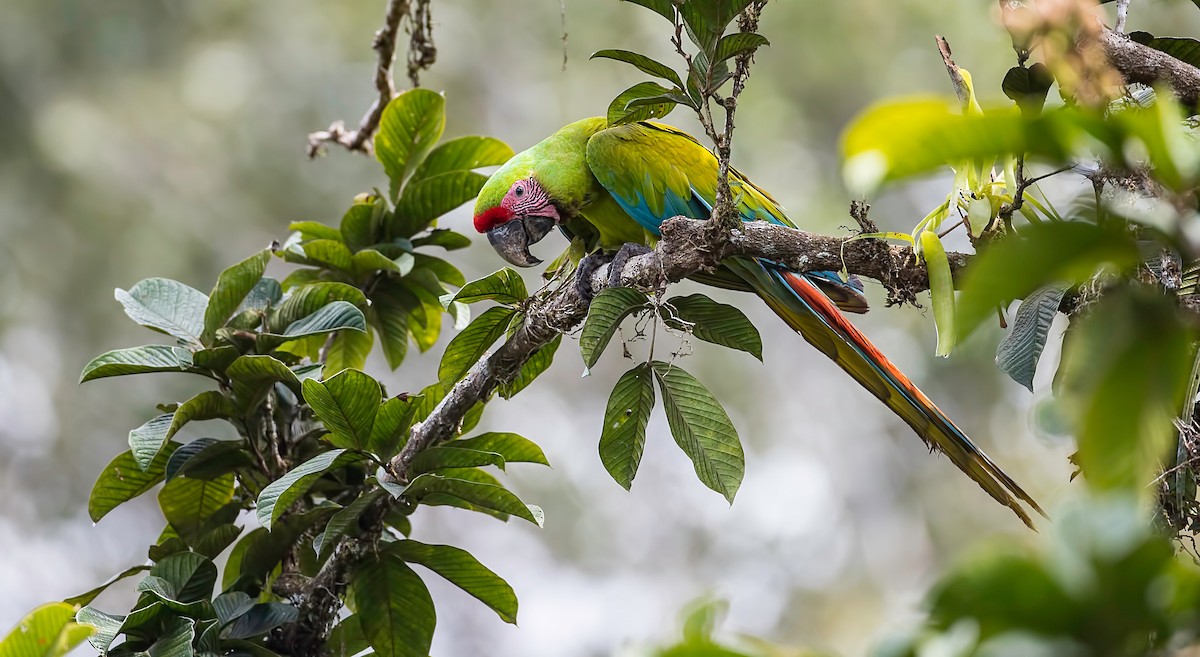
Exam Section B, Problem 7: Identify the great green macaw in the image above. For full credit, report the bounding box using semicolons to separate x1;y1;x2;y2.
472;117;1043;526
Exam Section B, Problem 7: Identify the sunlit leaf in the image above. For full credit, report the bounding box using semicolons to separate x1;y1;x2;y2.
412;136;514;181
0;603;93;657
376;88;446;201
607;81;679;126
227;355;303;411
920;230;957;357
454;432;549;466
592;49;684;88
159;473;235;536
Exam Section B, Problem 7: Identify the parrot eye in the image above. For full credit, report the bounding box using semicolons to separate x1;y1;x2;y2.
513;184;525;198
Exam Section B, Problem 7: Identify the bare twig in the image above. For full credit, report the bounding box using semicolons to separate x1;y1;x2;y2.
709;2;766;233
935;35;971;109
1115;0;1130;35
406;0;436;87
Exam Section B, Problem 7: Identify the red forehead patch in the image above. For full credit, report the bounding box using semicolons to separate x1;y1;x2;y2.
473;206;514;233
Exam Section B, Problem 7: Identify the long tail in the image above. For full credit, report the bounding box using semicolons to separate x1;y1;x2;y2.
724;257;1044;528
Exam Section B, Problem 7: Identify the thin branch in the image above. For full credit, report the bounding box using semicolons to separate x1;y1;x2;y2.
1115;0;1130;35
306;0;409;158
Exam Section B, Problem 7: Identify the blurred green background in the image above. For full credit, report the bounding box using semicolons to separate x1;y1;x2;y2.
3;1;1198;655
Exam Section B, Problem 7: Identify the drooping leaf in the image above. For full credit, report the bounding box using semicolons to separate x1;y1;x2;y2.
679;0;755;54
401;474;544;526
996;282;1069;391
351;249;403;278
499;333;561;398
145;616;194;657
956;222;1140;339
652;361;744;503
591;49;684;88
390;540;518;623
607;81;679;126
438;307;515;385
255;450;363;530
370;280;415;369
340;195;387;253
324;326;375;377
213;592;256;626
76;606;122;654
63;565;151;607
411;253;466;287
0;603;94;657
192;523;243;560
376;88;446;201
369;395;418;457
662;293;762;360
455;433;549;466
166;391;236;442
266;301;366;343
302;370;381;450
394;171;490;235
712;32;769;62
159;473;235;536
1001;63;1054;115
79;345;194;383
446;268;528;306
203;250;270;343
115;278;208;346
580;287;650;368
599;363;656;490
353;551;436;657
89;444;179;522
130;414;175;471
920;230;957;357
238;277;283;313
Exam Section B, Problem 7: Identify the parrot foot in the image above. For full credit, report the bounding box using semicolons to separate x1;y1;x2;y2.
574;251;614;302
607;242;653;289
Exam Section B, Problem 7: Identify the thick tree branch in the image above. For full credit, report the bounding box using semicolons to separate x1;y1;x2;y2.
1100;28;1200;107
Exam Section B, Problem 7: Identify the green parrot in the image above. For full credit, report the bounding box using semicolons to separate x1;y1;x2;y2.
472;117;1043;527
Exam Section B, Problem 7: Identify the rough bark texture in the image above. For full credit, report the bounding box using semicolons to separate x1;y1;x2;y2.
1100;28;1200;107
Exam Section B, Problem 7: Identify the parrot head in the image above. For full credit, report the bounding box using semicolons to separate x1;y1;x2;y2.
473;172;560;268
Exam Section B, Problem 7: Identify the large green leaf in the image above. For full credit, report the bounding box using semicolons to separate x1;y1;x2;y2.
410;446;506;474
150;552;218;603
390;539;518;623
265;301;366;344
1060;289;1195;491
302;369;381;450
145;616;194;657
1129;32;1200;70
255;449;363;530
269;282;367;333
115;278;208;346
159;473;235;535
412;253;467;288
327;615;370;657
284;239;354;272
662;293;761;360
412;136;513;181
89;444;179;522
0;602;93;657
412;229;472;252
394;170;489;231
369;280;416;369
499;333;561;399
712;32;769;63
369;395;417;457
376;88;446;201
446;268;528;306
316;489;386;558
651;361;744;503
221;603;298;640
165;438;252;482
599;363;656;490
227;355;304;411
79;345;194;383
996;282;1069;391
64;565;151;607
324;326;375;377
130;414;175;471
203;250;270;343
956;222;1140;339
75;606;122;654
580;288;650;368
455;433;549;466
340;195;387;252
438;307;515;385
607;81;679;126
354;551;436;657
920;230;957;357
591;49;684;88
401;474;544;525
166;390;236;442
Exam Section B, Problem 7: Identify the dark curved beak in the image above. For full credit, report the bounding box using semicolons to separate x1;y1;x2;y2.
486;216;557;268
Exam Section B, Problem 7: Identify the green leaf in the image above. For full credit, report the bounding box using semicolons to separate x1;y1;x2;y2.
370;281;415;369
159;473;235;535
957;222;1140;340
130;414;175;471
412;136;514;181
340;195;387;252
64;565;150;607
619;0;675;22
146;617;194;657
324;326;374;377
390;540;518;623
1059;288;1195;491
662;294;762;360
0;603;93;657
79;345;194;383
369;396;417;457
221;603;298;640
412;229;472;251
268;300;366;342
376;88;446;201
316;490;386;558
255;450;362;530
89;444;179;522
283;238;354;272
607;81;678;126
327;615;370;657
115;278;208;346
164;438;250;479
227;355;304;411
455;433;549;466
651;361;744;503
401;474;544;526
351;249;403;277
302;369;381;450
288;221;343;242
996;282;1068;392
712;32;769;62
920;230;957;357
680;0;755;54
410;447;506;474
591;49;684;88
269;282;367;332
150;551;218;603
412;253;466;287
580;287;649;368
238;277;283;313
1002;63;1054;115
438;307;515;385
192;523;243;559
499;333;560;399
353;551;436;657
446;268;528;306
166;390;236;442
75;606;122;654
232;508;337;590
599;363;656;490
203;250;270;343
